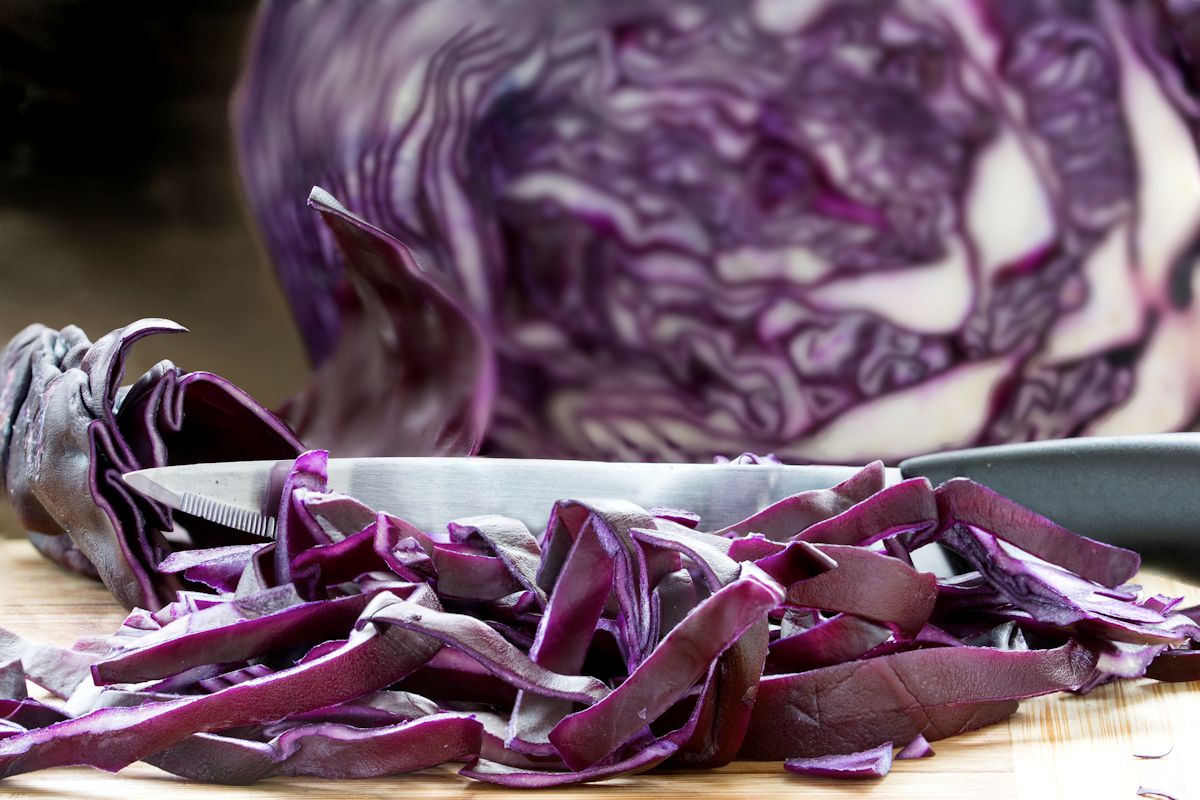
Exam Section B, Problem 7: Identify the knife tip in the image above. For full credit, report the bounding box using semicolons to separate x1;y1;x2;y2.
122;468;177;507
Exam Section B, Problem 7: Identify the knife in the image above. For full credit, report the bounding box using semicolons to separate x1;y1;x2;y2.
122;433;1200;576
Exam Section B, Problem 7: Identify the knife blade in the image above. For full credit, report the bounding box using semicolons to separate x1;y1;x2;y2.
122;457;897;539
122;433;1200;580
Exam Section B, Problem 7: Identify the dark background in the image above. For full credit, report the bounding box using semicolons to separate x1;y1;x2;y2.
0;1;309;533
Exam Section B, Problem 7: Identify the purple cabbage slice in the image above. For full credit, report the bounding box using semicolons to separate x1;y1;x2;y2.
430;546;523;602
361;593;609;704
713;462;887;540
741;643;1097;759
0;628;98;700
766;613;892;673
460;737;678;788
1136;789;1180;800
0;698;67;732
770;543;937;639
0;661;25;702
670;618;769;768
144;714;483;784
784;742;894;779
280;188;495;458
933;479;1140;587
547;564;784;769
90;591;377;686
0;603;443;777
940;525;1200;644
896;734;935;760
793;478;937;547
158;545;270;594
448;516;546;606
509;499;658;755
1144;648;1200;682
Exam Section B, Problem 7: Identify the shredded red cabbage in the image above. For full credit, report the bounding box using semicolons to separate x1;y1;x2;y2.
0;450;1196;786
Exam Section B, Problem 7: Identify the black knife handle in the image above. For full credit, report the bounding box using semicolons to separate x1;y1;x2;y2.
899;433;1200;579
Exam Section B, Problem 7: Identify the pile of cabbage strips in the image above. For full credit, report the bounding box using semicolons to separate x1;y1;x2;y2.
0;443;1196;784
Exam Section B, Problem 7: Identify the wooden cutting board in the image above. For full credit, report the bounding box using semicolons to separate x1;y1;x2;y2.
1;538;1197;799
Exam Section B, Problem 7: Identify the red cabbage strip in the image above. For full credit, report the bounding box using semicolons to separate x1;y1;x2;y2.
374;515;437;580
281;188;495;458
632;529;773;768
298;491;376;539
0;661;24;701
1136;789;1180;800
274;449;334;583
934;479;1140;587
671;618;769;768
1092;641;1167;680
765;614;892;673
398;648;519;709
0;628;97;700
465;652;726;786
194;664;274;694
632;522;742;588
474;712;566;770
510;500;655;754
769;544;937;638
361;594;609;703
509;523;614;754
537;499;658;659
713;462;886;540
941;525;1200;644
794;478;937;547
752;540;839;587
293;510;437;588
0;606;444;777
741;643;1097;759
431;546;522;601
448;516;546;607
1145;649;1200;682
461;737;678;788
158;544;269;594
630;527;791;767
91;591;377;685
233;544;278;597
290;526;382;598
897;734;935;759
1;699;67;732
548;565;784;770
651;569;697;643
144;714;483;784
784;742;894;779
258;690;439;735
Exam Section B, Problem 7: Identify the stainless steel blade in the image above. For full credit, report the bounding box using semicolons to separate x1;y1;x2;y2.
123;457;903;538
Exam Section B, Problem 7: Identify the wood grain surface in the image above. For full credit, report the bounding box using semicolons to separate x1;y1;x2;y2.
1;538;1197;799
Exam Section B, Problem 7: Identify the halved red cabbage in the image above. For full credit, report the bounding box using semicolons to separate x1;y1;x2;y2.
233;0;1200;464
